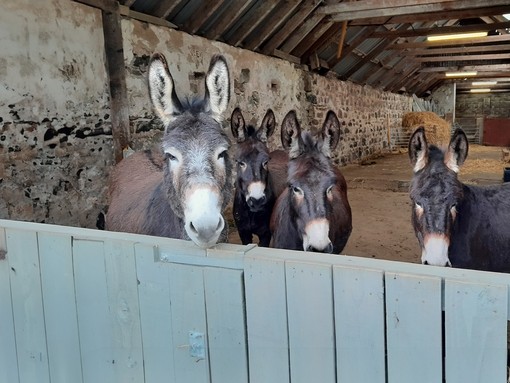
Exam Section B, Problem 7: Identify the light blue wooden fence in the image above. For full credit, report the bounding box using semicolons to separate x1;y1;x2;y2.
1;219;509;383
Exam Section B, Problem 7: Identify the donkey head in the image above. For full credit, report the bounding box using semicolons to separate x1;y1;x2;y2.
148;52;232;248
408;127;468;267
281;110;341;253
231;108;276;212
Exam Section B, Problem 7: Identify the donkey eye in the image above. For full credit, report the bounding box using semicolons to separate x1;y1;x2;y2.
291;186;303;195
166;153;178;161
262;160;268;169
237;161;247;169
326;185;334;195
415;201;423;209
218;150;228;160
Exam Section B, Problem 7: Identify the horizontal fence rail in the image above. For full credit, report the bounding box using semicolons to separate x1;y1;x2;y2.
1;219;509;383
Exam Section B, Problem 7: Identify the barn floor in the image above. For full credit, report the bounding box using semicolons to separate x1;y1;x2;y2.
227;144;508;265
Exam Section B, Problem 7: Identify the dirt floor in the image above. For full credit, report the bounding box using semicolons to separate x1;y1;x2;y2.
227;144;508;266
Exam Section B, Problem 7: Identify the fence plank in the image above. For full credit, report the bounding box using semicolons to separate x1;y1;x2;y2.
135;243;176;383
103;240;144;382
7;228;50;383
334;266;386;383
204;268;249;383
38;232;83;383
244;257;290;383
73;239;115;383
0;227;19;383
168;263;210;382
286;261;335;383
385;272;443;383
445;279;508;383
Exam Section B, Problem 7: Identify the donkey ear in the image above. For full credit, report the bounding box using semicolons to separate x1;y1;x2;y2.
445;128;468;173
230;107;246;142
320;110;341;157
205;55;230;122
148;53;183;127
408;127;429;172
281;110;303;159
257;109;276;143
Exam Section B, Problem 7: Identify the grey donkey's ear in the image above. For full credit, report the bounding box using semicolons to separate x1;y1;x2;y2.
257;109;276;143
148;52;184;127
230;107;246;142
408;127;429;172
445;128;468;173
281;110;303;159
205;55;231;122
320;110;341;157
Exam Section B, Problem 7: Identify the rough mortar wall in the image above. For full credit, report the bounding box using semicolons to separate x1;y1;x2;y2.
0;0;112;229
308;74;412;165
456;93;510;118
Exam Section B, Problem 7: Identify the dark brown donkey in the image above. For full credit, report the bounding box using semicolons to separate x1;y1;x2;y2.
270;110;352;253
231;108;288;247
409;127;510;271
106;52;233;248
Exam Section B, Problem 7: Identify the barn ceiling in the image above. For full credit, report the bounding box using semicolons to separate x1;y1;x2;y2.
94;0;510;97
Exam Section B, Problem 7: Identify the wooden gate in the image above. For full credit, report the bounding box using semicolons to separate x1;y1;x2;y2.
1;219;509;383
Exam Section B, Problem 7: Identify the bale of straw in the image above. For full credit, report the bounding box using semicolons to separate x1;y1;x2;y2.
402;111;451;146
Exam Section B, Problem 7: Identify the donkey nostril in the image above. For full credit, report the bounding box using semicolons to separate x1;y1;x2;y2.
189;221;198;234
216;217;223;231
423;260;429;265
325;243;333;254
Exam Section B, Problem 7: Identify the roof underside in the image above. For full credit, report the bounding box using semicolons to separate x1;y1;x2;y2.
116;0;510;97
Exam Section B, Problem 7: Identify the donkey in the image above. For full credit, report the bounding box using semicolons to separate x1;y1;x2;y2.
409;127;510;271
106;52;232;248
270;110;352;253
231;107;288;247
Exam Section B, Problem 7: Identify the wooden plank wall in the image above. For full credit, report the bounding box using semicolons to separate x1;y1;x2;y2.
0;219;509;383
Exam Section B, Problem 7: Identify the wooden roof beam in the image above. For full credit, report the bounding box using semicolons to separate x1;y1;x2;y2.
243;0;303;51
227;2;279;47
204;0;253;41
370;21;510;38
280;13;326;53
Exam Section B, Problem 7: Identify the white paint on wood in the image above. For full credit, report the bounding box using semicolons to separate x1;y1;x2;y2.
103;240;144;382
168;263;210;382
285;261;336;383
445;279;508;383
73;239;115;383
385;272;443;383
244;257;290;383
38;232;83;383
135;243;177;382
204;268;249;383
334;266;386;383
7;228;50;383
0;227;19;383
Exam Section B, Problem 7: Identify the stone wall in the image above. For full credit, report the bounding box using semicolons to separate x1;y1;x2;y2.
456;93;510;118
0;0;412;229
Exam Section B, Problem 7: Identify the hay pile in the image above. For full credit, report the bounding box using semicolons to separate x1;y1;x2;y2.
402;111;451;146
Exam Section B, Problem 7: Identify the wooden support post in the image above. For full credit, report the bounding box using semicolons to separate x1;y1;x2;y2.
74;0;130;163
102;2;130;164
336;20;348;59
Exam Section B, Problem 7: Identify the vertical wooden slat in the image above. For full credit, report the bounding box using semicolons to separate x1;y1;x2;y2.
244;257;290;383
73;239;115;383
204;268;248;383
168;263;210;382
7;228;50;383
103;240;144;382
135;243;176;383
0;227;19;383
38;232;83;383
385;272;443;383
445;280;508;383
334;266;386;383
285;261;335;383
